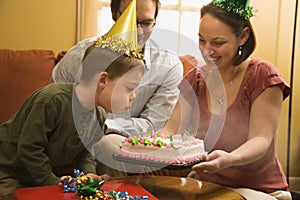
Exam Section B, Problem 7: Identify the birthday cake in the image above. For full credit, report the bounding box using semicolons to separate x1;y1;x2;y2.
116;133;206;166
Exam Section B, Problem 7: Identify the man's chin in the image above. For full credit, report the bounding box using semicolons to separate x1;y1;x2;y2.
138;36;150;46
138;40;146;47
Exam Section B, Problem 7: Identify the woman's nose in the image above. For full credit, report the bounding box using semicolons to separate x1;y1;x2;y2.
202;44;214;55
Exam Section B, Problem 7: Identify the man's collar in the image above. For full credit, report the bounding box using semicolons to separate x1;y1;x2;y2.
143;41;151;70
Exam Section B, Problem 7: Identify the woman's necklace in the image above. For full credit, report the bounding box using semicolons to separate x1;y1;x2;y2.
217;97;225;105
216;67;240;105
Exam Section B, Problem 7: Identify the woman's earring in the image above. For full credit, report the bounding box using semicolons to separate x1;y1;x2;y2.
238;46;243;56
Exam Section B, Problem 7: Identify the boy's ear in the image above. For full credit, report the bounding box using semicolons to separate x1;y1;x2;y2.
97;72;108;89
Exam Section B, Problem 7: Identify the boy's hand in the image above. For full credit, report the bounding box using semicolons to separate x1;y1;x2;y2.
58;172;110;185
86;173;110;181
58;175;71;185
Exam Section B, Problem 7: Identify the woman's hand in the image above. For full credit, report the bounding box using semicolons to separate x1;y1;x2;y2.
192;150;235;174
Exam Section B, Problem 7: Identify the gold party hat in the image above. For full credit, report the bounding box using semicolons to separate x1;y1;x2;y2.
94;0;143;59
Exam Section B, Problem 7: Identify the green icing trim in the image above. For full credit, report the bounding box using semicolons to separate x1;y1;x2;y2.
130;137;140;145
128;137;165;147
156;140;164;147
144;138;152;146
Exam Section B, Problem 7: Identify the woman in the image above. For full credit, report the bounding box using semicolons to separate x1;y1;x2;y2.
162;1;291;199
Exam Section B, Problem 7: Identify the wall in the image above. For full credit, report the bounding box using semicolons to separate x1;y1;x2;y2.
250;0;289;171
252;0;300;189
277;0;300;190
0;0;77;54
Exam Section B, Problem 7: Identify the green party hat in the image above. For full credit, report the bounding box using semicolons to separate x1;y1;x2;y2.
212;0;254;20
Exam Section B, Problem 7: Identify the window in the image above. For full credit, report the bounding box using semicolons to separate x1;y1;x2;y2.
80;0;211;56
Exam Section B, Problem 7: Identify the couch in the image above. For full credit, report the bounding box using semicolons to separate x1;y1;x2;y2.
0;49;66;124
0;49;195;125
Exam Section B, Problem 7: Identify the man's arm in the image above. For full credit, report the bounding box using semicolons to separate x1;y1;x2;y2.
105;52;183;136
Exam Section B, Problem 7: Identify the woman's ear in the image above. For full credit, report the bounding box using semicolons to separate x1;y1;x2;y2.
97;72;108;89
239;27;250;46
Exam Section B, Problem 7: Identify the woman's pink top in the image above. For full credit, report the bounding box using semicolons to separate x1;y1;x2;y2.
180;58;290;193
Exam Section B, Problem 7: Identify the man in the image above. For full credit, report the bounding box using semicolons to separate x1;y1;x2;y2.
51;0;183;174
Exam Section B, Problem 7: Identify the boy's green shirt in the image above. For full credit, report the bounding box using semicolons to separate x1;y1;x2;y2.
0;83;106;186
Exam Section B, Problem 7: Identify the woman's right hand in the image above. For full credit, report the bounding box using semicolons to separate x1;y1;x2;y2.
192;150;235;174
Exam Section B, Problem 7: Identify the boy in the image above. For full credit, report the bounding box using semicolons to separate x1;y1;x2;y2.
0;41;145;199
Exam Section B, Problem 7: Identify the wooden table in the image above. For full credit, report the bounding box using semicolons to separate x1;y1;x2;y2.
112;175;245;200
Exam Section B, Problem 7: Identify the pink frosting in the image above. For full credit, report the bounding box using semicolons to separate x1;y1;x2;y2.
117;150;205;164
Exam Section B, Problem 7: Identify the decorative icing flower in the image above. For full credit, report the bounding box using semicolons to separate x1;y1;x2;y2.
144;138;152;146
156;140;164;147
131;137;140;145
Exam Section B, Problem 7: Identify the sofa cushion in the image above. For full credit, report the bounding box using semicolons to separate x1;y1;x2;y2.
179;55;197;76
0;49;55;124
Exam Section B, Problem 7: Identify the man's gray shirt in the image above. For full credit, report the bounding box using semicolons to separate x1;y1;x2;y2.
51;37;183;136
